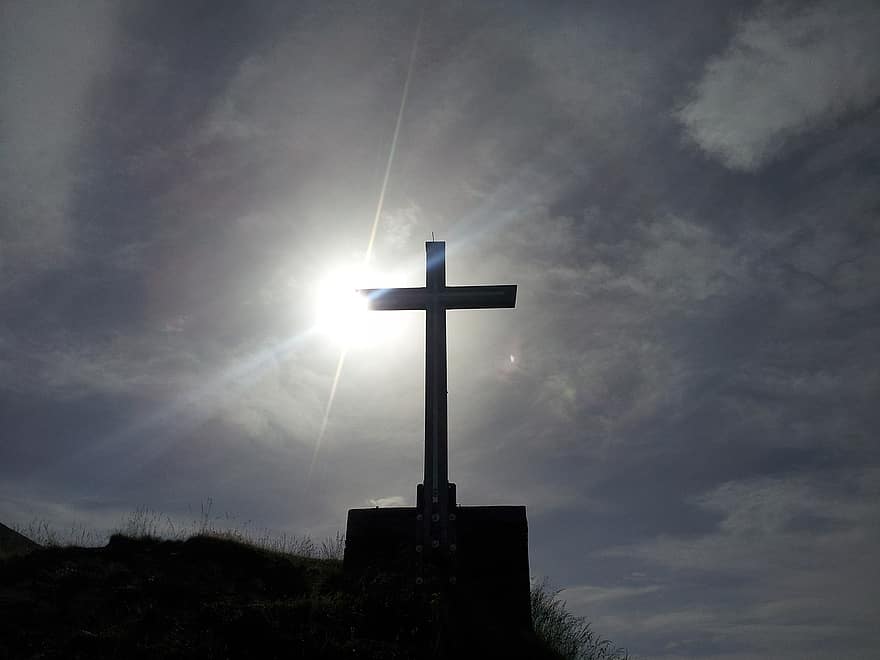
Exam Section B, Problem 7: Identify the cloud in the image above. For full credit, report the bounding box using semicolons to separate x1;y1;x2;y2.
597;469;880;656
379;204;422;253
500;208;749;309
367;496;407;507
560;583;662;607
489;210;752;448
0;327;329;449
0;0;121;285
28;334;201;399
678;0;880;171
606;470;880;575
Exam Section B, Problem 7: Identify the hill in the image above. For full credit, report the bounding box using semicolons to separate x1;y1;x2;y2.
0;533;563;659
0;522;39;559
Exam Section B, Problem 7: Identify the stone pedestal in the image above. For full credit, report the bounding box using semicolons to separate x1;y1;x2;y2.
344;504;530;632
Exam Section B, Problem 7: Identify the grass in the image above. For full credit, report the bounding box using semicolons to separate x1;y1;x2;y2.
11;518;106;548
12;498;346;560
532;579;631;660
4;506;632;659
1;532;357;659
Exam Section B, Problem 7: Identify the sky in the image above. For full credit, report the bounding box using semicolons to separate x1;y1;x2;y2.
1;1;879;657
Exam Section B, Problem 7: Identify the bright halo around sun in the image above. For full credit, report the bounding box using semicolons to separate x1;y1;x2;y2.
312;267;404;347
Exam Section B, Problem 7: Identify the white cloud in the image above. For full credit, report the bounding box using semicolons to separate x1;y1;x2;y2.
379;204;421;253
678;0;880;171
367;496;407;507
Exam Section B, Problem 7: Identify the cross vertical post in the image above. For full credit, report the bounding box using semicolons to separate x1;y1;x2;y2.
358;241;517;577
424;241;450;551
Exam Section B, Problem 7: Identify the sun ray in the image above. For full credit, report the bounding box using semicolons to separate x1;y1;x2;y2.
364;1;425;262
308;347;347;482
310;2;427;477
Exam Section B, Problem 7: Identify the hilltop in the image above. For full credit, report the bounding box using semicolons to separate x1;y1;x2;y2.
0;532;564;659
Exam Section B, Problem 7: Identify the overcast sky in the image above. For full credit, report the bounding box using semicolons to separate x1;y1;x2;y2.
2;1;879;657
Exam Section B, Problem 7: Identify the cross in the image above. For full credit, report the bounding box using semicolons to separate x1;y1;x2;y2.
358;241;516;558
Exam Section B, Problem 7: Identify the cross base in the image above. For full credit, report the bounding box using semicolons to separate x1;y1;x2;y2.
344;503;531;644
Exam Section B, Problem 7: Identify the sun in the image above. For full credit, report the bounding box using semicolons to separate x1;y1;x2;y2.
314;273;370;344
312;266;405;347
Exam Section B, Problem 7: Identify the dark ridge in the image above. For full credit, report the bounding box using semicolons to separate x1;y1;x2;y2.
0;533;561;659
0;522;38;559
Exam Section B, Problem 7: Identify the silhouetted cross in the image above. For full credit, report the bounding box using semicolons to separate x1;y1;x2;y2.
358;241;516;555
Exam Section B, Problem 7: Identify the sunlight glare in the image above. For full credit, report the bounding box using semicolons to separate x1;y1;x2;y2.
312;267;404;347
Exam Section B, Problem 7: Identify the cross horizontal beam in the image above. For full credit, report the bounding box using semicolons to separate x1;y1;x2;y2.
359;285;517;310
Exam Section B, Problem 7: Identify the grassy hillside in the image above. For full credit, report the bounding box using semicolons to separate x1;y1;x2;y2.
1;512;631;660
0;532;572;659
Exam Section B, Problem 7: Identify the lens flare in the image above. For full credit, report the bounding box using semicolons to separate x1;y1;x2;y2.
314;275;370;345
311;268;408;347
